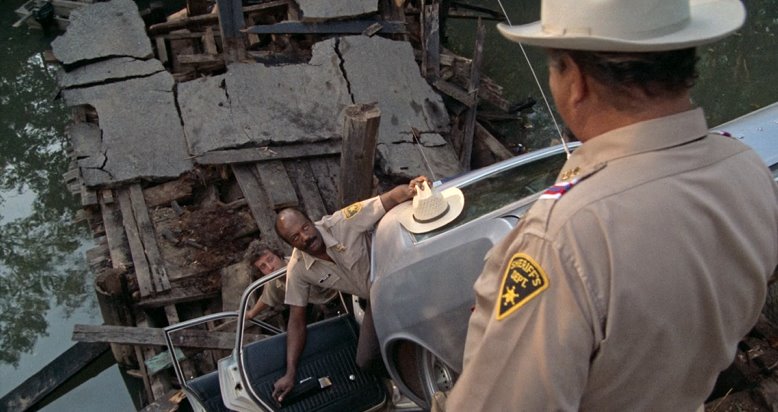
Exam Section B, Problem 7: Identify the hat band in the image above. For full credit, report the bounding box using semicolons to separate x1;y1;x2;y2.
413;204;450;224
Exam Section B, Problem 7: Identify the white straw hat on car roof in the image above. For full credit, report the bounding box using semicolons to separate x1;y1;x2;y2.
397;181;465;234
497;0;746;52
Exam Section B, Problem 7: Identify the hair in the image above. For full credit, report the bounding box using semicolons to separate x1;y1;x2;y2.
548;47;698;107
274;207;310;242
243;239;281;265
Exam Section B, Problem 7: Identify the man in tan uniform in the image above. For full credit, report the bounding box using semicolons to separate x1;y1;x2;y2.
242;241;337;319
443;0;778;410
272;176;428;402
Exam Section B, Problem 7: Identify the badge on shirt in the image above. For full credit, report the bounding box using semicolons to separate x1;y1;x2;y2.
495;253;549;320
342;202;363;219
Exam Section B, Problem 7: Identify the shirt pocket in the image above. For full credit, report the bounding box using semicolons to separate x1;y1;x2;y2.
315;271;341;289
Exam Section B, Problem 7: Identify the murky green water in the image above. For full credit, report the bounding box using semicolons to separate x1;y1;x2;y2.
0;1;136;410
0;0;775;409
447;0;778;148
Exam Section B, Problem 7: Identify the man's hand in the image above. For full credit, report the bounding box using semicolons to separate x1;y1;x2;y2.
380;175;429;212
273;373;295;403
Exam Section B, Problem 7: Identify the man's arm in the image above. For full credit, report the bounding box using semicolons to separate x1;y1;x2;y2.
379;176;428;212
272;304;307;403
246;300;268;319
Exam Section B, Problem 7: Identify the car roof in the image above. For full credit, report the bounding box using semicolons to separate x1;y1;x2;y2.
712;102;778;168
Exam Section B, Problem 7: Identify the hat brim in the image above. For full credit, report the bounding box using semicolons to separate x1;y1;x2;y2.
497;0;745;52
396;187;465;234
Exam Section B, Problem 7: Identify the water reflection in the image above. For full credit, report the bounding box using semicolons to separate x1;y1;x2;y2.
0;7;90;370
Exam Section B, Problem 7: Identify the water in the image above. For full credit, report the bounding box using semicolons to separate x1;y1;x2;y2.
0;1;136;410
0;0;775;410
446;0;778;149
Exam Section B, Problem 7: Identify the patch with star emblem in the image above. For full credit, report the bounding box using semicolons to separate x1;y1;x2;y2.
342;202;363;219
495;253;549;320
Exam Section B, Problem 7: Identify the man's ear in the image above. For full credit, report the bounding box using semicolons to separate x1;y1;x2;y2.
563;54;588;108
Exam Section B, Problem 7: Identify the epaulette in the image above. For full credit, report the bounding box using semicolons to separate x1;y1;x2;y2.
539;179;579;200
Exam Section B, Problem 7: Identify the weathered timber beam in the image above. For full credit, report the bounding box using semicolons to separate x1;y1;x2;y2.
195;139;341;165
433;79;476;108
0;342;109;412
135;284;219;309
148;0;289;34
72;324;263;350
243;20;407;34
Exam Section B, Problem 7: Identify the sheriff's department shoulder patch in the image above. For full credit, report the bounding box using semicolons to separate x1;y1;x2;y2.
342;202;363;219
495;253;549;320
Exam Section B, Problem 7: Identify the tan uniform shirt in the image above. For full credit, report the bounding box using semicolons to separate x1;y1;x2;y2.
258;258;337;308
284;197;385;307
447;109;778;411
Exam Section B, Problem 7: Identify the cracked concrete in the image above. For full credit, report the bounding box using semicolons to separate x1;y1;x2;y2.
51;0;152;66
62;71;192;186
58;57;165;89
297;0;378;21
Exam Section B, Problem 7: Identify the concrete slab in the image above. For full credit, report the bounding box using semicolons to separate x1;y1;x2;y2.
59;57;165;89
339;35;450;144
377;142;462;180
298;0;378;20
62;71;192;186
177;74;246;155
51;0;152;66
180;39;351;155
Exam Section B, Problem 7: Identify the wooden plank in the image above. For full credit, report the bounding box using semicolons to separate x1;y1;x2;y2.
308;157;341;213
433;79;476;108
149;1;289;34
255;161;298;210
145;348;187;376
217;0;246;62
99;190;131;270
196;139;341;165
0;342;109;412
421;1;440;81
460;18;486;171
143;178;194;208
129;184;171;292
177;54;223;65
243;20;407;34
287;161;328;222
475;122;513;161
138;390;186;412
155;37;169;65
221;262;252;311
232;164;286;253
118;188;155;297
339;104;380;207
72;324;260;350
202;27;218;55
136;284;220;308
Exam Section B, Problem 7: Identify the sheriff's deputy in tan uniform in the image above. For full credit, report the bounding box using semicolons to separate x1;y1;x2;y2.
272;176;428;403
442;0;778;410
242;241;337;319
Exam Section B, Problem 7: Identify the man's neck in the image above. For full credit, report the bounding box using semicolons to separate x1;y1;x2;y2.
576;94;693;143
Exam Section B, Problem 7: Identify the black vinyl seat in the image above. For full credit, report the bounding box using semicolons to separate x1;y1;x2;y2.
242;314;387;412
187;369;232;412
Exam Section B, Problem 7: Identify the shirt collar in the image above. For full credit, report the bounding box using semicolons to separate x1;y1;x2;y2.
563;108;709;172
300;221;339;270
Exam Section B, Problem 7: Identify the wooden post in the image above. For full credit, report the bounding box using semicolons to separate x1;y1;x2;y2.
217;0;246;62
460;18;485;170
421;0;440;81
339;103;380;208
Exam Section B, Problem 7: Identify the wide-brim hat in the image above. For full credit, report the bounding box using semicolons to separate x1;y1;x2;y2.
497;0;746;52
396;182;465;234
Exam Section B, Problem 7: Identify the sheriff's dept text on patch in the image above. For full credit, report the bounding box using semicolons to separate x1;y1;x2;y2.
343;202;363;219
495;253;549;320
